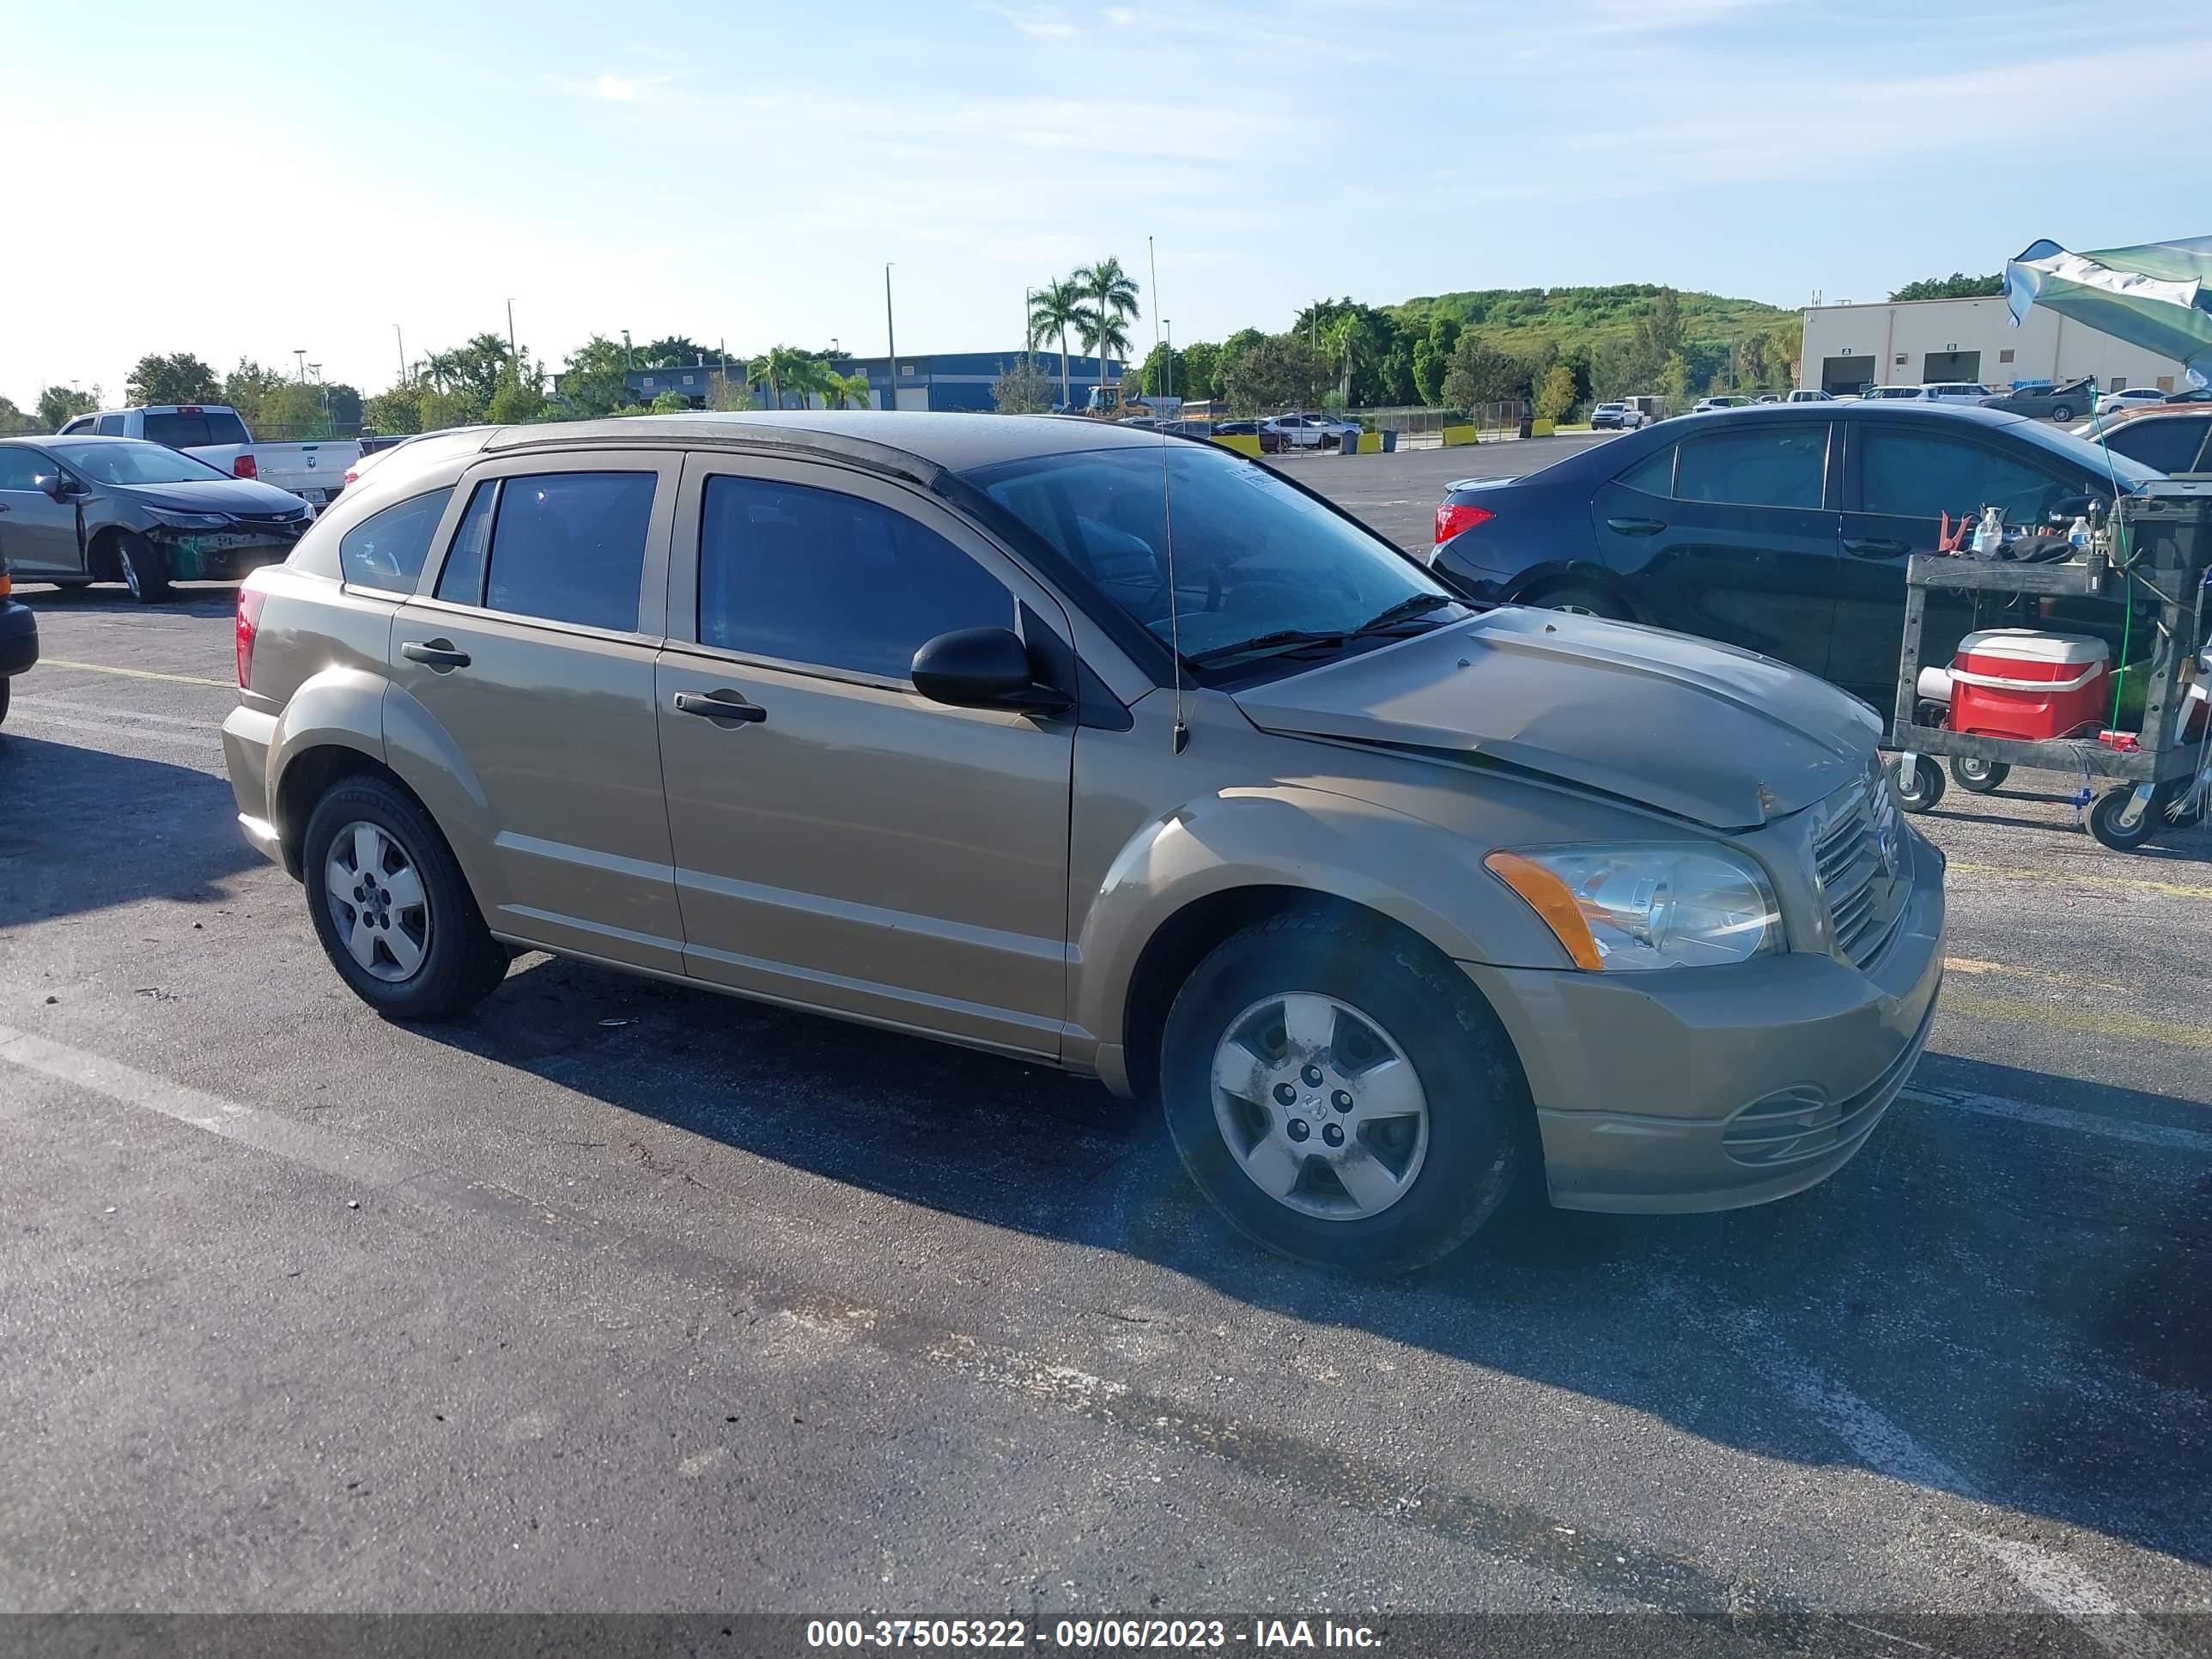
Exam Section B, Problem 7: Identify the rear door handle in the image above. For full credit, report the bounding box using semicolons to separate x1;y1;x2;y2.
1843;537;1910;558
672;689;767;725
1606;516;1666;536
400;639;471;669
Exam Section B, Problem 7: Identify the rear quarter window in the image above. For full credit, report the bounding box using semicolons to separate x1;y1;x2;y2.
338;489;454;592
143;410;251;448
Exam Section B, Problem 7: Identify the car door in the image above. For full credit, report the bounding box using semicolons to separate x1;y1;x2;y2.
386;451;687;973
1831;421;2106;705
655;453;1075;1057
1589;419;1843;678
0;445;87;577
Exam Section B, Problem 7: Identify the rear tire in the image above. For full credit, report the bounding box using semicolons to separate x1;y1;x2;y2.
1949;757;2009;793
2049;404;2074;422
117;533;172;604
1528;582;1630;621
2089;785;2161;851
1158;911;1528;1273
301;775;509;1021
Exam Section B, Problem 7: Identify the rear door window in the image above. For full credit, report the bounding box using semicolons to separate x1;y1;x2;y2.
696;475;1012;680
1861;428;2069;521
1671;426;1827;508
95;415;125;435
2108;416;2212;476
339;488;453;592
481;471;657;632
142;410;251;448
0;448;46;491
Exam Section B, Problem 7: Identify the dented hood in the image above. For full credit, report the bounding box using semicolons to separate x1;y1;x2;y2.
1232;609;1881;829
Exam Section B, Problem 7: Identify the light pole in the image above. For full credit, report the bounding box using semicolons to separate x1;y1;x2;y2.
506;298;519;368
884;264;897;411
294;349;307;382
1164;319;1173;402
622;330;633;369
394;325;406;385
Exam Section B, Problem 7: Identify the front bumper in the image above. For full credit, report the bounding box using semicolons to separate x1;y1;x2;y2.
1464;829;1946;1213
0;599;39;678
152;530;304;583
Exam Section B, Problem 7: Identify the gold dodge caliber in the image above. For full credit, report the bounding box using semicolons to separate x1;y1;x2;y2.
222;413;1944;1270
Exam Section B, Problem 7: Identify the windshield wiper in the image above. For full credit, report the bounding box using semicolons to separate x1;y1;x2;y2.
1350;592;1457;635
1185;629;1349;668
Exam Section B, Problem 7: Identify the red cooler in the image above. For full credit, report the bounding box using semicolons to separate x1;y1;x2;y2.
1949;629;2109;742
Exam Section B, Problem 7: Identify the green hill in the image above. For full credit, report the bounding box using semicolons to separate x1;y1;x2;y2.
1386;283;1796;359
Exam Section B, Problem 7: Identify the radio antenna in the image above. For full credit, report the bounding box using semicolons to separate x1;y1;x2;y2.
1151;234;1187;753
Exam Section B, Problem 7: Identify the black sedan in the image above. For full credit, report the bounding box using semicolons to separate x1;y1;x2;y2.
1427;403;2161;708
0;436;314;603
1980;377;2095;422
0;556;35;726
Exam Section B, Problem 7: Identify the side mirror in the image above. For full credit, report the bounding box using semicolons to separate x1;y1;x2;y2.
2047;492;2100;526
911;627;1071;715
33;473;72;501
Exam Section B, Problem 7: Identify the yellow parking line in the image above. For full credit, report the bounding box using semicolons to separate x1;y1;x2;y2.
1948;860;2212;903
38;658;231;690
1942;957;2128;993
1941;988;2212;1050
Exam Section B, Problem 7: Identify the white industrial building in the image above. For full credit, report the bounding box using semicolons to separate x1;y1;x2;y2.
1799;296;2188;397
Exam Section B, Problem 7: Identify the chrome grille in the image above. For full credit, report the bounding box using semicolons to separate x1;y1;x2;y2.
1814;760;1907;968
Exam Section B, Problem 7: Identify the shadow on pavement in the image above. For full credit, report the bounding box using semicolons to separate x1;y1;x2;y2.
0;735;259;927
416;956;2212;1571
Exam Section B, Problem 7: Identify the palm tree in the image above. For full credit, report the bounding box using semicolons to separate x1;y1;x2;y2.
1073;257;1140;400
1027;279;1085;409
1077;306;1133;407
747;344;818;410
821;370;875;410
1322;314;1364;404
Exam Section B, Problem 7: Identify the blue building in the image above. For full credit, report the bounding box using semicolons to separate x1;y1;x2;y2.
829;349;1126;413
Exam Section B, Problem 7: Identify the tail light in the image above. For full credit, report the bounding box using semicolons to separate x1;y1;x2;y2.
236;586;266;689
233;454;258;480
343;465;360;484
1434;501;1495;546
0;567;11;599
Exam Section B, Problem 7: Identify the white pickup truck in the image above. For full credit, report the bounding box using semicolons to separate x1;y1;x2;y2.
56;405;360;509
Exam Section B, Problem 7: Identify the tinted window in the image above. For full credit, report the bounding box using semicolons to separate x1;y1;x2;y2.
0;448;46;491
1862;429;2069;521
480;471;655;631
1617;447;1674;494
2107;416;2211;476
697;477;1012;679
60;417;94;434
339;488;453;592
1673;426;1826;508
95;415;125;435
434;481;497;605
142;410;251;448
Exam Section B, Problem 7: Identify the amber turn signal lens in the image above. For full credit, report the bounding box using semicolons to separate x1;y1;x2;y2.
1483;851;1604;971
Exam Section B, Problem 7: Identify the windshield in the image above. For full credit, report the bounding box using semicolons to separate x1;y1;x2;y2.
964;441;1456;666
48;440;234;486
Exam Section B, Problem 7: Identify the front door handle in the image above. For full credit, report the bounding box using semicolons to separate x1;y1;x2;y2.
672;689;767;725
1606;516;1666;536
400;639;471;669
1843;537;1910;558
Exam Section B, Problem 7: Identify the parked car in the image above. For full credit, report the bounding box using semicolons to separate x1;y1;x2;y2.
1209;419;1287;453
2165;386;2212;404
1261;413;1358;449
1692;396;1754;414
1589;402;1644;430
2079;406;2212;475
0;436;315;601
1426;403;2161;708
0;556;35;726
218;411;1943;1271
1980;377;2094;422
57;404;360;509
2096;387;2170;419
1786;389;1838;404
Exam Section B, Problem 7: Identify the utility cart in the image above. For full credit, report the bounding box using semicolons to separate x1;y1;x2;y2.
1888;479;2212;852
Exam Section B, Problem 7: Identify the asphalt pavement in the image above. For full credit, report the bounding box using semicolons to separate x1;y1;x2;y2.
1265;432;1616;550
2;545;2209;1648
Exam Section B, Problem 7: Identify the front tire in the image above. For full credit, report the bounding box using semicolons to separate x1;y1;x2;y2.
1159;911;1528;1273
1890;755;1947;812
301;775;509;1020
1528;582;1630;621
117;533;172;604
2050;404;2074;422
1949;757;2009;793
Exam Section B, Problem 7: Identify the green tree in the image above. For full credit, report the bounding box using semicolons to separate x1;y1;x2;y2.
0;397;36;434
1534;363;1578;423
748;344;820;410
1321;313;1366;404
38;385;100;429
1440;337;1534;410
707;371;757;412
418;386;479;430
1134;340;1186;398
488;368;549;424
637;335;710;368
647;390;692;414
1219;334;1326;415
257;381;333;438
557;335;635;416
820;370;877;410
362;383;423;435
1660;350;1692;410
1889;272;2002;301
221;359;293;428
991;357;1055;414
1073;257;1140;395
1179;340;1222;403
1378;341;1416;407
125;351;222;407
1027;278;1086;408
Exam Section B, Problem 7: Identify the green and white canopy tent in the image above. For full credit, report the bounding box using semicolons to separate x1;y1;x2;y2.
2004;236;2212;386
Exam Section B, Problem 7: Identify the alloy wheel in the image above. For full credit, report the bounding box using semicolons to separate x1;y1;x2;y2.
324;820;432;982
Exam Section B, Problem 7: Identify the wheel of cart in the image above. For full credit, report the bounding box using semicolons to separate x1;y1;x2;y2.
1887;753;1946;813
2089;777;2203;851
1948;757;2009;793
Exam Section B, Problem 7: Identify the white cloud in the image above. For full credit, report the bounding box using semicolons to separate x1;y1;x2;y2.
595;73;637;101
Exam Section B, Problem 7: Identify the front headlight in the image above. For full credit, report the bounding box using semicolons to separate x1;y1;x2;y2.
1485;844;1779;971
149;508;229;531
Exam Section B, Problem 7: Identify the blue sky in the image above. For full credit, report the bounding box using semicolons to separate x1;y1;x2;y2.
4;0;2203;404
